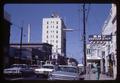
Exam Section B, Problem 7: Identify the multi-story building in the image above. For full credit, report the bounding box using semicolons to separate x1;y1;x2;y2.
101;4;117;79
42;13;66;59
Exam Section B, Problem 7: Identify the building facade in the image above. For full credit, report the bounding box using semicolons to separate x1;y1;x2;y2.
101;4;117;79
86;4;116;79
8;43;52;66
42;14;66;59
86;44;102;72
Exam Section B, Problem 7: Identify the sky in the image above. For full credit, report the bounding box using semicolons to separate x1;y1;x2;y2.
4;4;111;63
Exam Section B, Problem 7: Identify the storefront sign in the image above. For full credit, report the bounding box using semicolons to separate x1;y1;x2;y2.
89;35;112;41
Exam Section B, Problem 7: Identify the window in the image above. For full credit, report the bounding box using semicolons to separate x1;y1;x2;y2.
56;35;58;38
47;26;48;28
47;21;49;24
46;40;48;43
56;31;58;33
87;49;91;54
56;45;58;48
56;26;58;29
47;31;48;33
56;40;58;43
46;35;48;38
56;21;58;24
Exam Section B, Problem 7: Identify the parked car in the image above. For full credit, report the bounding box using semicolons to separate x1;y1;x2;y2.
34;64;55;77
3;64;33;77
48;65;80;80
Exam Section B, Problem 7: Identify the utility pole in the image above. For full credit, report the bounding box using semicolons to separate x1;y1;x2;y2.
20;26;23;64
83;3;87;74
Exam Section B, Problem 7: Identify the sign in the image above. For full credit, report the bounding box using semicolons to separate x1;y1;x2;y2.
88;35;112;41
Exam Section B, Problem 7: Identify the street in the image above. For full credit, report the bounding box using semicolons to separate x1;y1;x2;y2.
4;74;48;80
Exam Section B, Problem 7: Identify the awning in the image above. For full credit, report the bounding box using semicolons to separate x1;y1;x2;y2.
87;56;101;62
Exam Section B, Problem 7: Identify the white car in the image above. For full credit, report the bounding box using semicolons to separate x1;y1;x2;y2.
4;64;33;77
34;64;55;77
48;65;80;80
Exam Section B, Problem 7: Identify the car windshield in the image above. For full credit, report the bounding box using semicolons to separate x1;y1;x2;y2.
43;66;54;69
10;64;27;68
56;66;78;73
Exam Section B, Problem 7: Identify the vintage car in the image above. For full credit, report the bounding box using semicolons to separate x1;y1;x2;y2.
48;65;80;80
34;64;55;77
3;64;33;77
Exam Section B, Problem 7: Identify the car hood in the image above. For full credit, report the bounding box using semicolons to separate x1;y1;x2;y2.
51;71;79;78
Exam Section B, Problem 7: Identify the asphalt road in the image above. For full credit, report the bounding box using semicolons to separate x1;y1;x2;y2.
4;74;48;80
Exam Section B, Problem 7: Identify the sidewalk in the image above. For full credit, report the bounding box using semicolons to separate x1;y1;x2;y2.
82;73;114;80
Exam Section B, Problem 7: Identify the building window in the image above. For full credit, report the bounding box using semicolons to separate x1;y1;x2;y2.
56;21;58;24
47;21;49;24
56;35;58;38
47;26;48;28
56;26;58;29
87;49;91;54
56;31;58;33
56;40;58;43
46;40;48;43
47;31;48;33
46;35;48;38
56;45;58;48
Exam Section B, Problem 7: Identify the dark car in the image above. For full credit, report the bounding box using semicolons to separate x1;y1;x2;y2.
48;65;80;80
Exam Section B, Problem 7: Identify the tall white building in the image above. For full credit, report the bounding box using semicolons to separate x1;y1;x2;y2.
42;14;66;59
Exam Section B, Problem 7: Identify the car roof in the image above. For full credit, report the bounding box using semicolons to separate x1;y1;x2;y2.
43;64;54;66
12;64;27;66
58;65;78;68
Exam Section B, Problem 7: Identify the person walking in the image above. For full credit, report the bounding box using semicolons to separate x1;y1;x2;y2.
96;63;100;80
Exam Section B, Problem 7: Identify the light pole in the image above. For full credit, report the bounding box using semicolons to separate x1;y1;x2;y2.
20;26;23;64
12;23;23;64
83;3;87;74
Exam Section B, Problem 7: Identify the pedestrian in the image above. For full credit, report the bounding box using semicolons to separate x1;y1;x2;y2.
96;63;100;80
